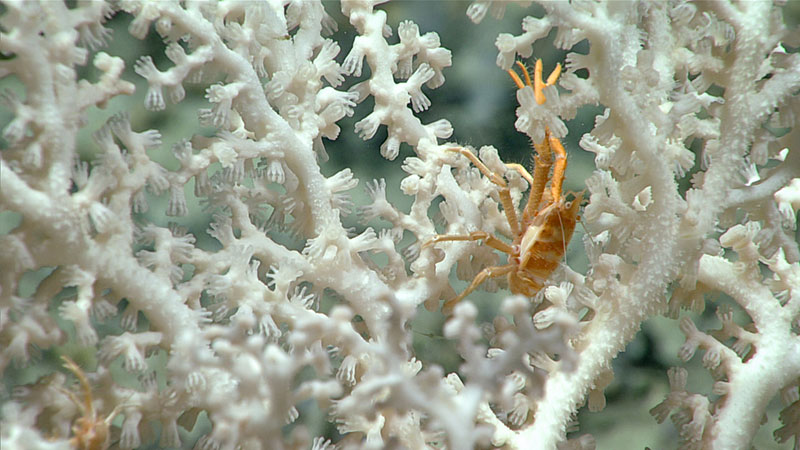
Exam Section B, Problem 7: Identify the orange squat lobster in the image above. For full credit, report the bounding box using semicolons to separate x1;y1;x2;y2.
426;60;583;312
61;356;116;450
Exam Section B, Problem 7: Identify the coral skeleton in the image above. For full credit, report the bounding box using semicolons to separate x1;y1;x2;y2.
1;1;798;449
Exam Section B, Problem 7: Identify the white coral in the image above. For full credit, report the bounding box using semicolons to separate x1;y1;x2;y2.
1;1;798;450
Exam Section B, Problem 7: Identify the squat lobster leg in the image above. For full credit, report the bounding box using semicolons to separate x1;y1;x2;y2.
448;146;522;236
443;264;517;313
423;230;515;254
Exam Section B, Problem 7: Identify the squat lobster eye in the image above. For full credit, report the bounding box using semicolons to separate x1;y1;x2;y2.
425;58;581;312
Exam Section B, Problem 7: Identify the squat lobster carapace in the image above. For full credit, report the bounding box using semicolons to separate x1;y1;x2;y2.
424;59;582;312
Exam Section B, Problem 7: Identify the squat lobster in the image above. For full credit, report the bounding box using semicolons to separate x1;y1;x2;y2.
60;356;118;450
425;59;582;312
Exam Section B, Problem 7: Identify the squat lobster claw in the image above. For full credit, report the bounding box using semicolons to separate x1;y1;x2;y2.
425;59;582;313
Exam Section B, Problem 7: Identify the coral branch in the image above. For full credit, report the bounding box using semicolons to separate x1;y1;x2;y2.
1;1;797;449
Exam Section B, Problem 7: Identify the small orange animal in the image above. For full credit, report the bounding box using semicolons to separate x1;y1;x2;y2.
60;356;116;450
425;59;582;311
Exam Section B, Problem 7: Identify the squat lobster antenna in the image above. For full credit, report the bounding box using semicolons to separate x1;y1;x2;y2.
507;59;561;105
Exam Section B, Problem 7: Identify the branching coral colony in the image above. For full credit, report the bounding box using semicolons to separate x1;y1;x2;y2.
0;1;799;450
